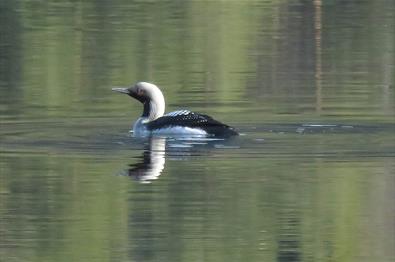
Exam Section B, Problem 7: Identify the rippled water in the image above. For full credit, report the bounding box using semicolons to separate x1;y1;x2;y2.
1;1;394;262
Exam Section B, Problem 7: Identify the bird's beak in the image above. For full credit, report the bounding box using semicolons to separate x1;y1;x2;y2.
112;85;145;103
111;87;130;94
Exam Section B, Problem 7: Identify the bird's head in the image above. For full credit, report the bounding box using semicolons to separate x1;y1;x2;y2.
112;82;165;120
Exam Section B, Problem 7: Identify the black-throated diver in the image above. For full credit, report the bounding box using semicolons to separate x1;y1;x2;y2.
112;82;238;137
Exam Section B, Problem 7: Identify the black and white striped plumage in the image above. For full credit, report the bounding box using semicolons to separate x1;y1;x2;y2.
112;82;238;137
147;110;237;136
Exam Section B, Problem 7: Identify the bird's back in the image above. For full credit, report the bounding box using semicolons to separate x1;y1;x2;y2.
147;110;238;137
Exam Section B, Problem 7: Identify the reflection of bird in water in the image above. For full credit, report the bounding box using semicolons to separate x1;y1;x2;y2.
118;135;239;183
112;82;238;137
126;137;166;183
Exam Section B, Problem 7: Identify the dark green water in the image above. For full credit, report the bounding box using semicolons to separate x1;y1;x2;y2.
1;1;394;261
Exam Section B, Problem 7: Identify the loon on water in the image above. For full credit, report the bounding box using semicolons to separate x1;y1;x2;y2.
112;82;238;137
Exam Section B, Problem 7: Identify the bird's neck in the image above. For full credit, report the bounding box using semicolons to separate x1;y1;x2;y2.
142;100;165;121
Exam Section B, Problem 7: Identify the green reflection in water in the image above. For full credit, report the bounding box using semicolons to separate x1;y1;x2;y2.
0;0;394;262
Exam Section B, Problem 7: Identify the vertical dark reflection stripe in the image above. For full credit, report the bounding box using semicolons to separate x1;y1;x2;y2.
314;0;322;113
276;209;301;262
0;0;23;116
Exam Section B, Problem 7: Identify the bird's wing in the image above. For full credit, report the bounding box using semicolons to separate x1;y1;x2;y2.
147;110;228;129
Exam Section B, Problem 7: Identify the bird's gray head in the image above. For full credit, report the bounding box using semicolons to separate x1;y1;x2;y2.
112;82;165;120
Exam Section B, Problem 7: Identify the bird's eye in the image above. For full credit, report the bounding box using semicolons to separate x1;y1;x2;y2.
136;88;144;96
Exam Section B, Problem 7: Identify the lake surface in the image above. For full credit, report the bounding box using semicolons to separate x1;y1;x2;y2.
1;1;394;261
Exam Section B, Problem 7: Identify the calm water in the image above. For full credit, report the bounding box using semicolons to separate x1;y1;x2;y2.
1;1;394;262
